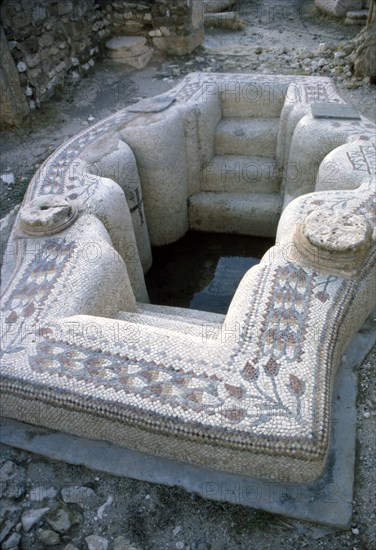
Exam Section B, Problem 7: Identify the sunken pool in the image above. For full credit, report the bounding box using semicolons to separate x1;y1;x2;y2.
145;232;274;314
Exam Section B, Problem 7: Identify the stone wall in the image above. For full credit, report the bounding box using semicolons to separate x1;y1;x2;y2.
0;0;204;128
101;1;204;53
0;26;29;128
0;0;109;113
149;0;204;54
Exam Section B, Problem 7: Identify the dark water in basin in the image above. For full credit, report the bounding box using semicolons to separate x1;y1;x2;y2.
145;232;275;315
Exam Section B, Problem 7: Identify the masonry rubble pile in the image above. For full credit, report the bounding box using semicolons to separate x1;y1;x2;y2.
213;40;371;89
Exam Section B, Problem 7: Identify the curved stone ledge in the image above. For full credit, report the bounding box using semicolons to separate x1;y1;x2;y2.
1;73;375;486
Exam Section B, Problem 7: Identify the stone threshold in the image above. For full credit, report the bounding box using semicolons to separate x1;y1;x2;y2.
1;313;374;529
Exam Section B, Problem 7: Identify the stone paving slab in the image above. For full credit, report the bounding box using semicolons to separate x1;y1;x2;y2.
311;102;361;119
127;95;176;113
1;314;374;529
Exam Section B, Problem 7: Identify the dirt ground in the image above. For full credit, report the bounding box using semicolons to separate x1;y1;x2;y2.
1;1;375;549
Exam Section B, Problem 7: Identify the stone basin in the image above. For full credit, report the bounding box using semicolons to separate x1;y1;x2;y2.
1;73;375;524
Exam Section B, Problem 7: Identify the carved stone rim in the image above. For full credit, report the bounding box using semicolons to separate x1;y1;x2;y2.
18;195;78;237
291;210;373;279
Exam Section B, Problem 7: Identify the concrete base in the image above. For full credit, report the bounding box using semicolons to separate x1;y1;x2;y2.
1;315;374;529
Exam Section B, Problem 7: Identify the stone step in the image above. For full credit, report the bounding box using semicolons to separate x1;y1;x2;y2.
219;82;285;118
189;191;282;237
115;309;223;340
135;302;225;325
215;118;279;157
202;155;279;193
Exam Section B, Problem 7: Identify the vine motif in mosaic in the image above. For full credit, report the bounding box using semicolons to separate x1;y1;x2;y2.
307;193;376;229
226;264;315;427
30;112;131;198
238;356;307;427
30;338;224;414
329;119;375;139
346;143;376;175
354;195;376;228
313;275;339;304
28;333;309;430
1;240;77;353
241;264;313;364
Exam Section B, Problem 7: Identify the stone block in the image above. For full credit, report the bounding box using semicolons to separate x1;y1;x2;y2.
32;5;47;22
124;48;153;69
189;191;282;236
192;0;205;27
149;29;163;37
28;66;42;78
39;33;54;48
58;1;73;16
121;106;189;245
152;26;204;55
21;36;39;54
204;12;244;30
16;61;27;72
25;53;41;68
106;36;147;55
311;102;361;119
123;21;144;33
13;11;31;28
160;26;171;36
55;61;67;73
315;0;363;17
106;36;153;69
